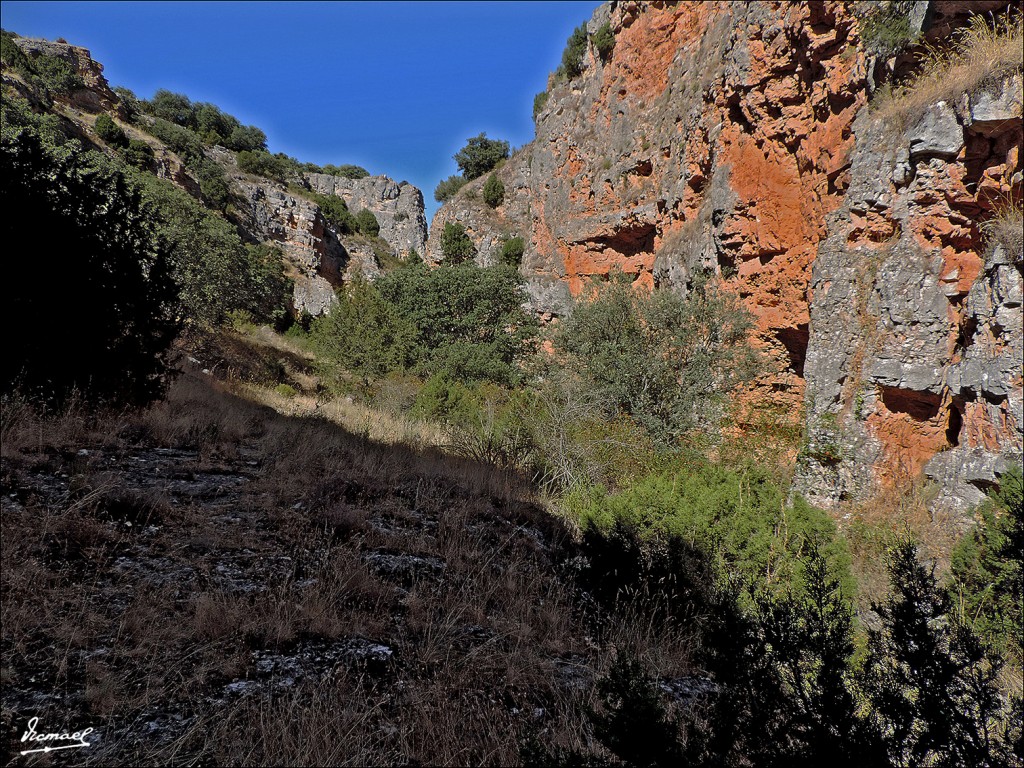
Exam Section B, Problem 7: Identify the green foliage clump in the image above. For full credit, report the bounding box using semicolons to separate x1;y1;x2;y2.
377;262;536;386
591;22;615;61
132;169;288;326
1;30;83;102
482;172;504;208
498;235;524;267
237;149;290;182
860;2;917;55
113;86;141;121
120;138;154;169
571;460;853;599
532;90;549;120
93;113;127;147
224;124;267;152
354;207;380;237
321;163;369;179
860;541;1014;767
312;263;534;389
310;274;415;385
1;126;178;404
312;192;357;234
556;275;757;444
142;118;231;208
140;88;266;151
558;23;589;80
453;133;510;180
951;468;1023;662
440;221;476;264
433;174;467;203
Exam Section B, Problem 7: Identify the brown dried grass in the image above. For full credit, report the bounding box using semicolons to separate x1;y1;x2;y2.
872;10;1023;132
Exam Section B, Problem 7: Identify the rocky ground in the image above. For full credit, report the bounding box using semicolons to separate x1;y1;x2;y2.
0;357;703;766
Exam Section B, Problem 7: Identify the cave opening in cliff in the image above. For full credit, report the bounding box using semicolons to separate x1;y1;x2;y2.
775;324;809;378
589;223;657;259
946;402;963;447
879;386;943;422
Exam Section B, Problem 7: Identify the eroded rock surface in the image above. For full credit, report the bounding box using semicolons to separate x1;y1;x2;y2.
429;0;1022;512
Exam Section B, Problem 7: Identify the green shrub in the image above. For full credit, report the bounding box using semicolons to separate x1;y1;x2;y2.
143;89;195;128
274;383;298;398
559;23;589;80
144;117;204;161
439;221;476;264
376;262;536;386
532;90;549;120
31;53;83;94
453;133;510;180
120;138;154;169
482;173;504;208
322;163;369;179
413;375;532;468
225;124;266;152
310;274;416;386
192;156;230;210
556;274;757;444
131;168;287;326
570;460;853;599
113;86;141;121
860;541;1013;767
354;208;380;237
237;149;290;182
498;235;524;267
313;193;357;234
433;174;467;203
859;3;916;55
94;113;127;147
0;31;82;101
1;126;178;404
591;21;615;61
950;468;1023;661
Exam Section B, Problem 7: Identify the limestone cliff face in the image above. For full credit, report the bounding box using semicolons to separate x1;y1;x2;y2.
799;73;1022;517
305;173;428;260
429;0;1022;512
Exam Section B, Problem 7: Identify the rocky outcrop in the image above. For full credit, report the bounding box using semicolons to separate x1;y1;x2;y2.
305;173;427;259
429;0;1022;513
9;36;120;115
798;72;1022;517
429;0;873;444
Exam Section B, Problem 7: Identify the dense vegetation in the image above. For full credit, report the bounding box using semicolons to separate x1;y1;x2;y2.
0;125;178;404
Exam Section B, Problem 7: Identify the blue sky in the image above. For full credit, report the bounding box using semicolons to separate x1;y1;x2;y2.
0;1;598;220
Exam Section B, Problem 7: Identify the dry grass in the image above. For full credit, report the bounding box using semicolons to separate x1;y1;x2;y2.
872;10;1023;131
2;358;698;765
983;196;1024;258
838;475;960;613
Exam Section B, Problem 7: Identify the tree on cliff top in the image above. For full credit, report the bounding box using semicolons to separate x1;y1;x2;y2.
453;133;509;180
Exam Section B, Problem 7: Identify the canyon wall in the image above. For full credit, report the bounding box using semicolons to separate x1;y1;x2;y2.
427;0;1022;514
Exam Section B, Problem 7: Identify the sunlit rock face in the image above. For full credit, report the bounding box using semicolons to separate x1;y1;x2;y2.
427;0;1022;514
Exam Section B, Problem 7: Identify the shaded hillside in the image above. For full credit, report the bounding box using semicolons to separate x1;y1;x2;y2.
0;31;427;319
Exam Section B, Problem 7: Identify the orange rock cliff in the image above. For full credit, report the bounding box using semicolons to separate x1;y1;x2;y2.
425;0;1023;516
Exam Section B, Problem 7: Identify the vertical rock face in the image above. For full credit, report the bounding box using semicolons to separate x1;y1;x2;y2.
305;173;428;259
799;73;1022;517
429;0;872;442
428;0;1022;512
